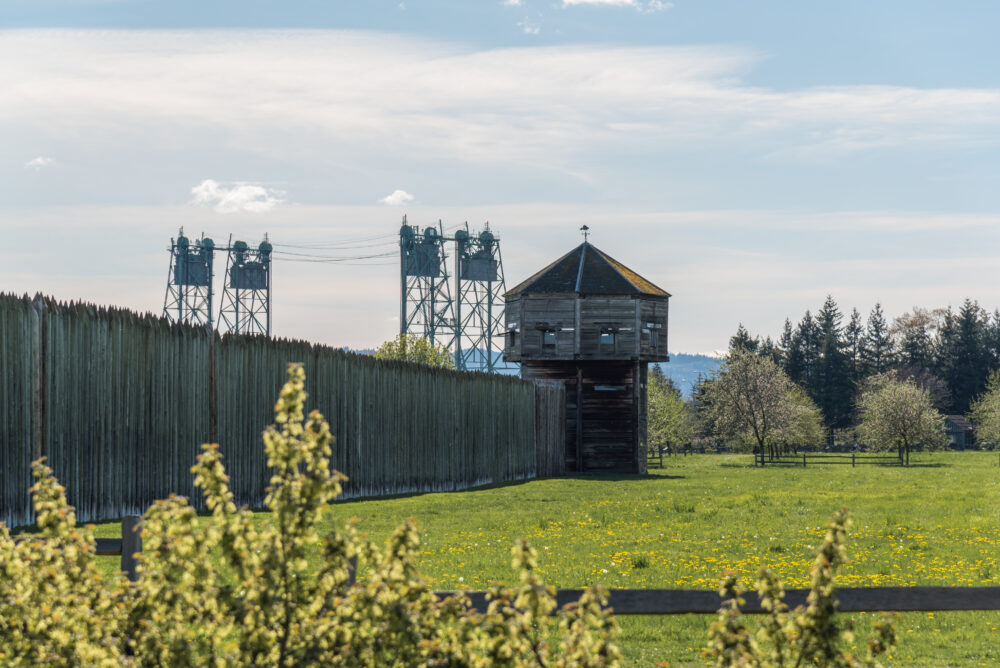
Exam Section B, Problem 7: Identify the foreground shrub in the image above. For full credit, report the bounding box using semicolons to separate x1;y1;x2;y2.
0;365;620;666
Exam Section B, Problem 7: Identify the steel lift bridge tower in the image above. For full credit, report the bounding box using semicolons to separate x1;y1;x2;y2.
399;217;456;350
163;228;215;327
218;235;273;336
454;223;510;373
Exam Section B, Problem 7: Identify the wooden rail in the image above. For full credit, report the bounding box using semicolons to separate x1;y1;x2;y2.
14;515;143;582
759;452;902;467
448;586;1000;615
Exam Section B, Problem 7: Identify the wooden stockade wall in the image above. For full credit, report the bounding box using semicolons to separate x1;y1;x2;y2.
1;293;555;528
0;297;37;528
533;381;566;477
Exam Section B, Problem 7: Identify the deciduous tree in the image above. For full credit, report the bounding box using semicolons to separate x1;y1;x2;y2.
856;376;947;463
702;350;822;460
375;333;455;369
648;367;692;454
969;369;1000;447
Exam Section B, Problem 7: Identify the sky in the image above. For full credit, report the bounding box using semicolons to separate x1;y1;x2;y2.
3;1;1000;355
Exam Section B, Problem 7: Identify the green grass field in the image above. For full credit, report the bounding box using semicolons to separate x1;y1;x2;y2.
90;451;1000;666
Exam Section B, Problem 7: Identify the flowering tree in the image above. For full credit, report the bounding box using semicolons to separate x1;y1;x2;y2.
857;375;946;463
374;333;455;369
969;369;1000;447
702;350;823;459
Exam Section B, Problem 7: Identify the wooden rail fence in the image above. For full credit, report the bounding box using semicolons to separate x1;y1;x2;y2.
759;452;903;467
1;293;561;529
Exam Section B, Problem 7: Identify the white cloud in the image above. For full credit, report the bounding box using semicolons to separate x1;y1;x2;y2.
560;0;678;14
562;0;636;6
190;179;284;213
501;0;523;5
25;156;55;169
4;29;997;173
380;189;415;206
643;0;673;11
518;19;541;35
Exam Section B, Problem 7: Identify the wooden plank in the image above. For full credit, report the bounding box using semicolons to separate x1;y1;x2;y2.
444;586;1000;615
94;538;122;555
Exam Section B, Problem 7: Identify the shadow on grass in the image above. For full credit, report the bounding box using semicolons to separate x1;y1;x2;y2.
719;460;950;469
332;475;564;505
565;473;686;482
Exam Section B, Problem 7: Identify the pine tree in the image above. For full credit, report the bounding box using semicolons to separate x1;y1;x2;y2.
860;303;893;377
986;310;1000;369
814;296;853;429
797;310;820;391
729;323;759;355
844;307;863;386
935;299;989;414
758;336;781;365
894;308;935;372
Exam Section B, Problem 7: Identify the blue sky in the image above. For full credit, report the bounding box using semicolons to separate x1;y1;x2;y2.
3;1;1000;353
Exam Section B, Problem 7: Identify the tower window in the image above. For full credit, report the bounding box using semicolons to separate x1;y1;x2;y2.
542;330;557;348
507;327;518;348
600;328;616;346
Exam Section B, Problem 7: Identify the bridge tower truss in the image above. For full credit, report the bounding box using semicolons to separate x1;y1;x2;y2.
453;223;512;373
218;235;273;336
399;217;456;350
163;228;215;327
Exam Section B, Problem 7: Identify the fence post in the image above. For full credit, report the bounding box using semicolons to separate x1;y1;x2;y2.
803;453;806;468
348;555;357;587
852;451;856;467
121;515;142;582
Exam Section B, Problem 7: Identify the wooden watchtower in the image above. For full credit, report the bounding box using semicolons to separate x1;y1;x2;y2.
503;242;670;474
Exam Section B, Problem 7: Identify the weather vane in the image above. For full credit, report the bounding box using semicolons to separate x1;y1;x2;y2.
580;225;590;242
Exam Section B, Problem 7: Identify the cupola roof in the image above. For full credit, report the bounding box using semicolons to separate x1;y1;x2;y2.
506;242;670;298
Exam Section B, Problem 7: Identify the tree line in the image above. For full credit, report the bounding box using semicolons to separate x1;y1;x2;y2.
647;295;1000;458
729;296;1000;424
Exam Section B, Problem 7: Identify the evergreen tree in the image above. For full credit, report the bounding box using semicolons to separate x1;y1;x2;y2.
986;310;1000;369
758;336;781;365
844;307;863;386
814;296;853;429
729;323;759;355
650;362;668;385
935;299;990;414
894;308;935;371
778;318;794;356
797;310;820;391
860;303;893;377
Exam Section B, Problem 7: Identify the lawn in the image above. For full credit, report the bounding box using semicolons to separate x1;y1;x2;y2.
91;451;1000;666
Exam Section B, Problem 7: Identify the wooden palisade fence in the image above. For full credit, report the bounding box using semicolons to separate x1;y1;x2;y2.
1;293;564;528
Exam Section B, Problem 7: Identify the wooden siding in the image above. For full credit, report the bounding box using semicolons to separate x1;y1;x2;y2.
639;298;670;361
579;297;638;361
522;361;644;474
503;296;521;362
504;294;669;363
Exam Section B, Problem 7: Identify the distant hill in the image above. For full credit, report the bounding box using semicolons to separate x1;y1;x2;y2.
655;352;723;398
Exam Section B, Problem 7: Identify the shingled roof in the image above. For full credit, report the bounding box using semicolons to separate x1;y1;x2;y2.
507;242;670;297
